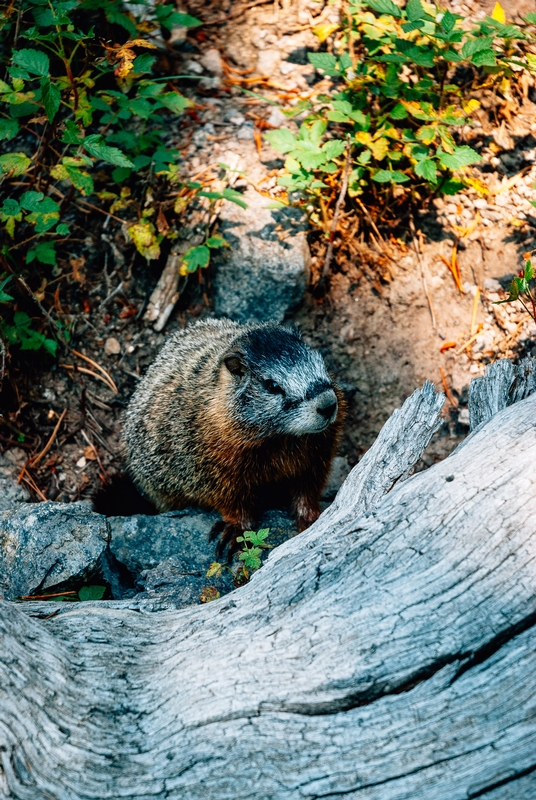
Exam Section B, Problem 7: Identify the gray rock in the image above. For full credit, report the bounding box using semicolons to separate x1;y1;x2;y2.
199;48;223;77
0;451;30;511
108;507;221;575
110;507;298;606
0;502;110;600
136;556;234;609
236;122;255;140
0;476;30;512
212;186;310;323
483;277;502;292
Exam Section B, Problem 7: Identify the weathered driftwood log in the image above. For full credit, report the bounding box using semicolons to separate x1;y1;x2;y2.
2;366;536;800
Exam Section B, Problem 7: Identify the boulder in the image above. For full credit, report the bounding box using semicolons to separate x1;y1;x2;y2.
0;502;110;600
212;186;310;324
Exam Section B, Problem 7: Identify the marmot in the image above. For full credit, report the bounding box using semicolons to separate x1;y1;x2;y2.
124;320;345;550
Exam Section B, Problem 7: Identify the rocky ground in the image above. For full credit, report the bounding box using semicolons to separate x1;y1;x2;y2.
2;0;536;605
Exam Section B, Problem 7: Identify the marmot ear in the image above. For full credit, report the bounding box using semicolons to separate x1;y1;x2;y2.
224;352;247;377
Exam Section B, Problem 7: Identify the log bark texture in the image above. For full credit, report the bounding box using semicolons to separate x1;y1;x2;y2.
1;371;536;799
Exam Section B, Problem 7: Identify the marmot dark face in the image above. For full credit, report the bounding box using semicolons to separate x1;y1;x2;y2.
223;326;338;437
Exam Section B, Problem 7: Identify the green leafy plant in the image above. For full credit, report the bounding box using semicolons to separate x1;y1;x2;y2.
265;0;536;231
495;255;536;321
205;528;272;585
0;0;200;356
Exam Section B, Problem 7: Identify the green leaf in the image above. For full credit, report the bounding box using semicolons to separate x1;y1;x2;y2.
65;165;94;196
437;145;482;169
133;53;156;74
264;128;298;154
78;585;106;601
26;240;56;266
461;36;494;58
415;158;437;182
155;6;202;30
365;0;402;16
0;152;31;176
222;188;247;209
308;52;339;76
322;139;346;161
128;97;153;119
55;223;70;235
390;103;408;120
158;92;191;114
525;13;536;23
406;0;425;21
40;78;61;121
182;245;210;272
1;199;20;216
83;135;134;167
206;235;229;249
471;49;497;66
0;118;19;141
441;178;464;195
12;48;49;77
372;169;410;183
440;10;457;32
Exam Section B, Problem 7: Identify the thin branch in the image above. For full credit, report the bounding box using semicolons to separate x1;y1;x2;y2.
320;136;352;284
30;408;67;468
410;217;437;332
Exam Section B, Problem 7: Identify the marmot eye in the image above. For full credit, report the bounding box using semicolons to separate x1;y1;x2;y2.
264;379;284;395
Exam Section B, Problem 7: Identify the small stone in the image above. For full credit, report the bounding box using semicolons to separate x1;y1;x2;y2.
104;336;121;356
184;59;204;75
473;197;488;209
225;110;245;126
483;278;502;292
199;48;223;76
458;408;470;425
76;456;87;469
237;122;255;140
257;49;280;75
280;61;296;75
266;106;287;127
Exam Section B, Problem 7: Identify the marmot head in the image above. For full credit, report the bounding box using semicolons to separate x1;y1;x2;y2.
221;325;339;437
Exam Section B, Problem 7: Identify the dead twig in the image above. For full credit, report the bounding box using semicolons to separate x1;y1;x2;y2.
440;367;458;407
0;334;5;385
71;350;119;394
410;218;437;332
60;364;118;394
20;472;47;502
30;408;67;468
20;590;78;601
320;137;352;286
98;280;124;311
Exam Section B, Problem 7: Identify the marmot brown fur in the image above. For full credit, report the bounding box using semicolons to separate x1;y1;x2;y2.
124;320;345;549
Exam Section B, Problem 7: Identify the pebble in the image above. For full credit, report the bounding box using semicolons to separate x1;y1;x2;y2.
184;59;204;76
199;48;223;77
473;197;488;209
483;278;502;292
237;122;255;140
267;106;286;127
104;337;121;356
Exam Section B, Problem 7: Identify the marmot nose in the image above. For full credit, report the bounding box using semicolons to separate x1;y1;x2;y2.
316;390;337;421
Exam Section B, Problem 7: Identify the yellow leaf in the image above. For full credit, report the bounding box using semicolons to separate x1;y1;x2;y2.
464;177;489;196
312;22;339;42
355;131;373;146
128;221;160;261
462;98;480;114
370;137;389;160
491;2;506;23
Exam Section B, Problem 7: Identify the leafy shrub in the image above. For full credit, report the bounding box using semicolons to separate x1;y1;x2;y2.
0;0;200;354
266;1;536;230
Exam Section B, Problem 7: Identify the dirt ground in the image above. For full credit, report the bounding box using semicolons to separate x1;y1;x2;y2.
2;0;536;502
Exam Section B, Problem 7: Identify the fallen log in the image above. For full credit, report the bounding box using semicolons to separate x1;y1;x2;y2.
1;361;536;799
